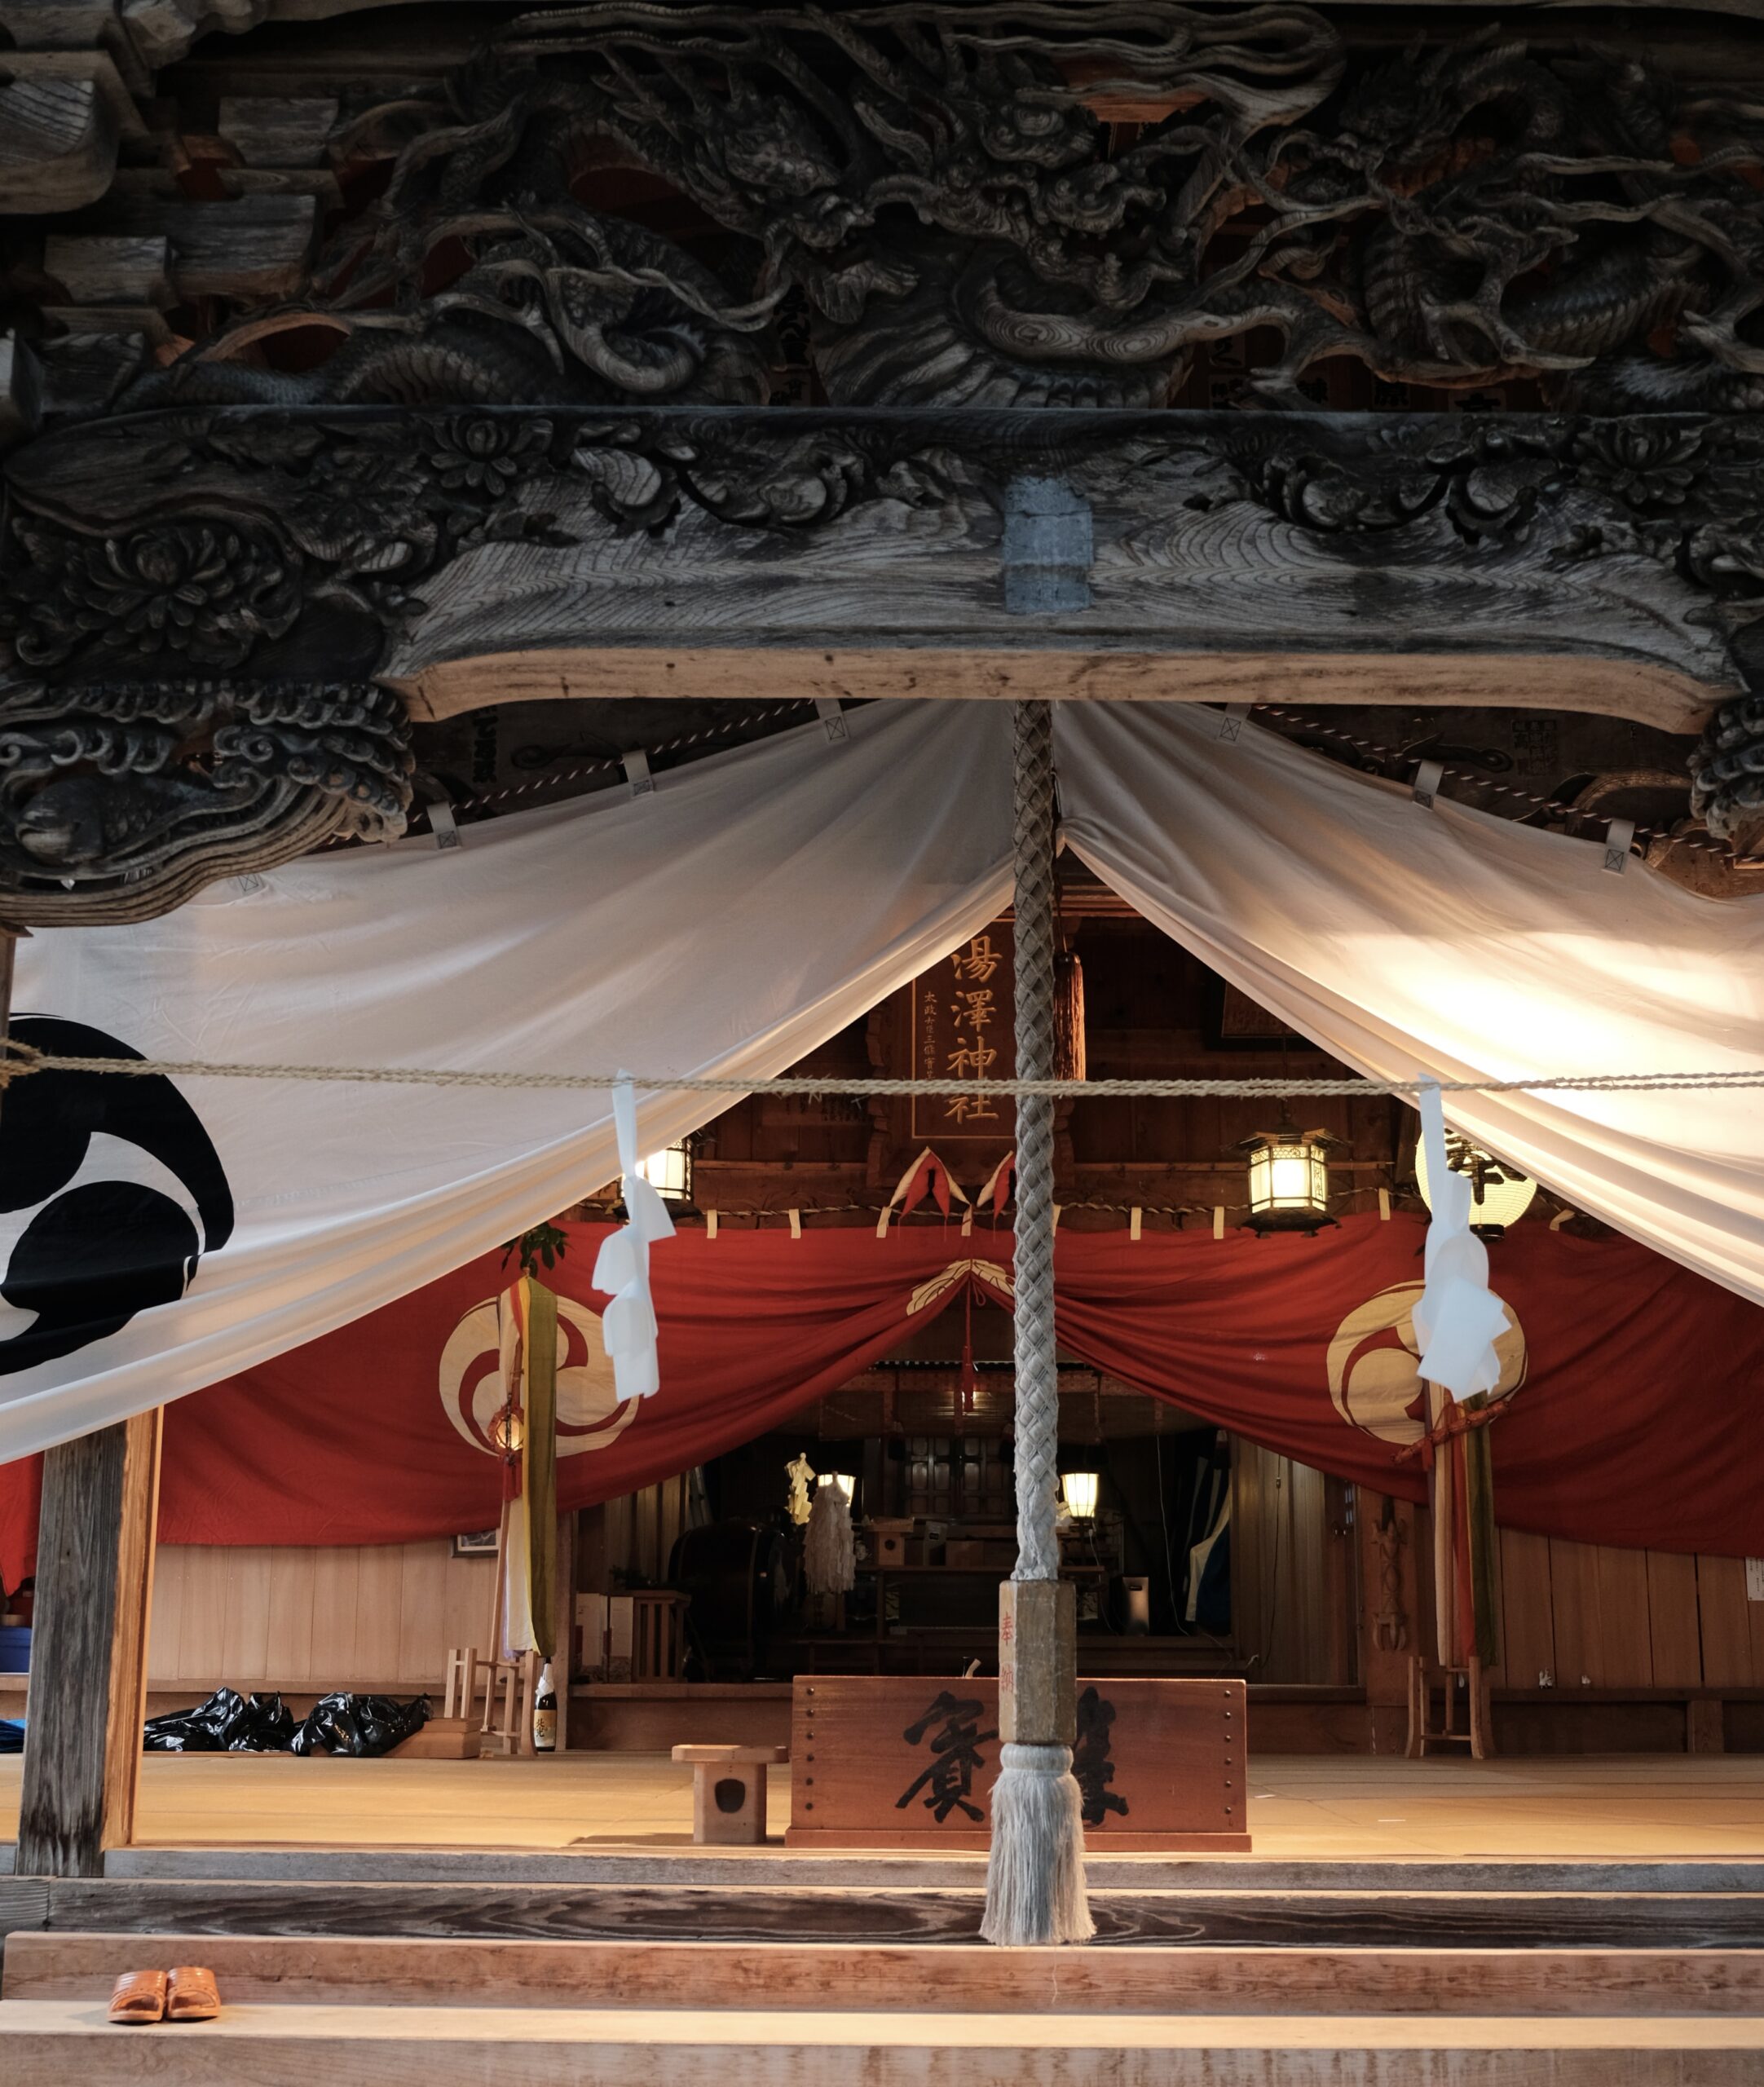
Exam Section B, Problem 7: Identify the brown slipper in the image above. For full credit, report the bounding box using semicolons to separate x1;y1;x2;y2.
165;1966;222;2022
108;1969;168;2024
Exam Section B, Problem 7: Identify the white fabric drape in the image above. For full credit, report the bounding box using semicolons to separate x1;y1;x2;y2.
1056;704;1764;1308
11;690;1764;1463
0;702;1012;1458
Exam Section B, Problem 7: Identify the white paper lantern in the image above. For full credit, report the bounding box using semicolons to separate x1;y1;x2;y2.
1417;1129;1537;1236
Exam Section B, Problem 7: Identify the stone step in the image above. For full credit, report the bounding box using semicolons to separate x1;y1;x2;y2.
10;1931;1764;2016
7;1998;1764;2087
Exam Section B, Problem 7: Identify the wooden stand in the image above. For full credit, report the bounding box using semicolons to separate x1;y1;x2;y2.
672;1742;787;1845
1407;1654;1493;1760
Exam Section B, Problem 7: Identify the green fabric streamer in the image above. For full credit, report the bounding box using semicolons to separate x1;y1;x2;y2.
523;1277;558;1661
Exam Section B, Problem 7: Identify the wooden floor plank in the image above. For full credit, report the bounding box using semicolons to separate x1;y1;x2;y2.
11;1933;1764;2016
9;1751;1764;1865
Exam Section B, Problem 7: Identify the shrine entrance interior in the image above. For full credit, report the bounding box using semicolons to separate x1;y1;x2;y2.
8;869;1763;1864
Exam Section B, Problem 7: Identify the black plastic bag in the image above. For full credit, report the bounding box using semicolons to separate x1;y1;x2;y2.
289;1691;429;1758
143;1687;298;1753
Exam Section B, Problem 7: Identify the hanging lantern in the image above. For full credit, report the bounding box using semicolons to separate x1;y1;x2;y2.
817;1470;858;1505
1061;1471;1100;1520
489;1398;526;1458
1417;1127;1537;1238
1239;1111;1335;1234
634;1141;693;1206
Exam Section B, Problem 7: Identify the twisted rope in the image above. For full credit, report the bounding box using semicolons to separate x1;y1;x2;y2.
1012;700;1061;1588
0;1038;1759;1097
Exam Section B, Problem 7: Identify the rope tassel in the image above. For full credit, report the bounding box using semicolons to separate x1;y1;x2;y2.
981;697;1092;1948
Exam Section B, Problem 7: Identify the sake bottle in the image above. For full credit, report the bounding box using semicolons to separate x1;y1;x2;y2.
532;1661;558;1753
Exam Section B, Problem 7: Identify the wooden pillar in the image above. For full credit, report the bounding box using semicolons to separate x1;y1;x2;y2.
15;1408;161;1877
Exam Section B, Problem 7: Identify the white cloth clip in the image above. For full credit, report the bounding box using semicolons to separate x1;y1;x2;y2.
816;697;850;744
1218;703;1253;743
1412;760;1444;810
1603;818;1635;875
623;748;655;800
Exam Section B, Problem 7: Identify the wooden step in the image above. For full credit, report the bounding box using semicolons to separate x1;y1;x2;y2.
8;1931;1764;2017
28;1873;1764;1948
6;2000;1764;2087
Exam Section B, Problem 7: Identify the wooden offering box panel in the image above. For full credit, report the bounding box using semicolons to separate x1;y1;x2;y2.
787;1676;1248;1851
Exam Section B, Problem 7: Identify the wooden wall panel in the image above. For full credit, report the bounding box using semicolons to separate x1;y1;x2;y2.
144;1542;185;1680
352;1544;405;1683
1592;1544;1653;1691
1232;1442;1343;1684
175;1541;229;1686
1493;1528;1554;1688
219;1546;274;1683
397;1542;448;1683
265;1547;317;1683
1547;1539;1603;1688
309;1545;361;1682
1645;1551;1704;1690
1697;1555;1759;1688
148;1542;496;1691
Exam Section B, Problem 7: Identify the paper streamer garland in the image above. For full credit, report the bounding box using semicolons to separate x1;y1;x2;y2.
1412;1080;1512;1401
591;1075;677;1401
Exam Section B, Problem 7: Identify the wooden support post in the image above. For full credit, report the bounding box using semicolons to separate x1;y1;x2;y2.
15;1407;161;1876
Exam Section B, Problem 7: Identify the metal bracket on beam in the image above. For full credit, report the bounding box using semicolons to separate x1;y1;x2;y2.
1001;476;1092;615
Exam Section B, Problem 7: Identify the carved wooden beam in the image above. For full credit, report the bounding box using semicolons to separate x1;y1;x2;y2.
1;401;1758;920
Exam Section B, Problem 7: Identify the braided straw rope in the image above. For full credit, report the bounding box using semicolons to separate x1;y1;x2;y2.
0;1038;1755;1098
1012;699;1061;1587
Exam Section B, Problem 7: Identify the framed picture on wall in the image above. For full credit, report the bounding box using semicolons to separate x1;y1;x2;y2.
452;1529;498;1557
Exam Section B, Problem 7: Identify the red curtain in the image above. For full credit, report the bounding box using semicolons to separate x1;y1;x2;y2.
4;1212;1761;1588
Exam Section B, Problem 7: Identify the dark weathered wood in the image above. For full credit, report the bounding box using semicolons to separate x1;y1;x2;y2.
31;1877;1764;1950
14;1408;157;1878
15;1426;130;1877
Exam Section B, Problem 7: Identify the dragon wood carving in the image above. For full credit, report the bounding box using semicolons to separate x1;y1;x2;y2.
126;5;1764;414
5;4;1764;919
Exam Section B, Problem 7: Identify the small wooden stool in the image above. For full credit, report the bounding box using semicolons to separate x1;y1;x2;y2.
672;1744;787;1846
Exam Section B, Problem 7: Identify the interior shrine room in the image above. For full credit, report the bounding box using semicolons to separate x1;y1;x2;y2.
7;858;1761;1864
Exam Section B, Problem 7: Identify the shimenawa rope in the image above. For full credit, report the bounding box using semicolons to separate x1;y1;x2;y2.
1;1039;1761;1098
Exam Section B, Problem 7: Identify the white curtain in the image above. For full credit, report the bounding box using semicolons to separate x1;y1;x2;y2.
1056;704;1764;1307
11;690;1764;1463
0;702;1012;1457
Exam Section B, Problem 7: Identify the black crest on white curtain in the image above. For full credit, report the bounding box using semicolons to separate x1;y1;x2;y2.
0;1017;234;1373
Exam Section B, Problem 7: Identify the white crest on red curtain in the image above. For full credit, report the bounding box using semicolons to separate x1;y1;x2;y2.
906;1259;1014;1317
1325;1281;1527;1445
439;1295;638;1458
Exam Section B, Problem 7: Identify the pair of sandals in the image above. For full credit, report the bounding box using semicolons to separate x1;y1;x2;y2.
108;1966;222;2025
